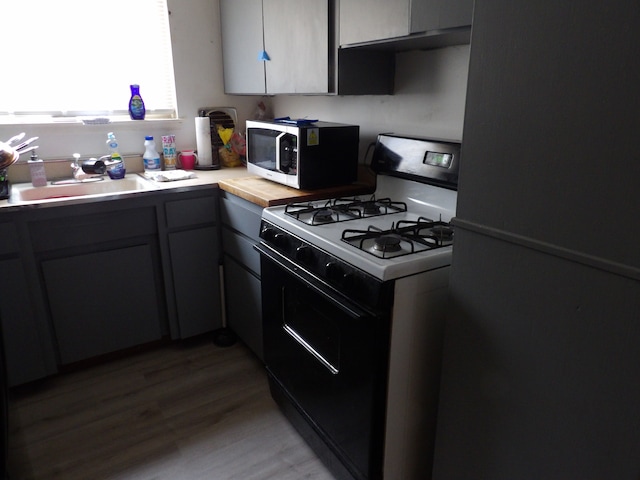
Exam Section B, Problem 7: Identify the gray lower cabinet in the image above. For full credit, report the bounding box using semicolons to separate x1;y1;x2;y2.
168;227;220;338
42;245;162;365
0;258;46;386
0;187;222;386
164;192;222;339
0;220;52;386
219;191;263;360
30;203;164;367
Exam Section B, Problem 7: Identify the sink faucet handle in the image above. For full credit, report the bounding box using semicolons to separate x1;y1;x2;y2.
71;153;87;180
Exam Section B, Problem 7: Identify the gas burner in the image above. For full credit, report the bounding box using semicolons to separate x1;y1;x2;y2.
332;202;363;218
312;208;336;224
362;201;382;215
429;225;454;241
395;219;455;246
374;234;402;253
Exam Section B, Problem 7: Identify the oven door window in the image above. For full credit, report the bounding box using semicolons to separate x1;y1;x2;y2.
260;251;389;479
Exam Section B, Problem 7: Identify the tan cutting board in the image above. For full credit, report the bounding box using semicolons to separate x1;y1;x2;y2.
218;176;375;208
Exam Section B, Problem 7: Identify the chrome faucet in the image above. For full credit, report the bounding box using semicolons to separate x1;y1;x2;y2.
71;153;86;180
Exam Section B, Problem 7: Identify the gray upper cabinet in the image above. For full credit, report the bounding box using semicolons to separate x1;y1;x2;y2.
340;0;410;45
220;0;330;95
219;0;264;94
339;0;473;47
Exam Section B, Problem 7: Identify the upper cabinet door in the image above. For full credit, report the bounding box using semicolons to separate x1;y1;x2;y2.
263;0;330;94
220;0;266;94
220;0;330;95
411;0;474;32
340;0;472;46
340;0;410;46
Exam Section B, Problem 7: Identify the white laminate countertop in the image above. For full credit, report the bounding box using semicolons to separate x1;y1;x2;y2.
0;166;255;210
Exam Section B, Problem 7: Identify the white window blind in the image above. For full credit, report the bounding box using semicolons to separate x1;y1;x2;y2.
0;0;177;119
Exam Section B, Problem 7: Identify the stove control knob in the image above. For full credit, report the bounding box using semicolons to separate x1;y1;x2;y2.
273;233;288;249
325;262;344;281
295;245;312;263
342;272;355;290
261;226;277;241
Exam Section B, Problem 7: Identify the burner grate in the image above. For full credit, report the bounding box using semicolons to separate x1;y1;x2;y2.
285;196;407;226
341;220;454;259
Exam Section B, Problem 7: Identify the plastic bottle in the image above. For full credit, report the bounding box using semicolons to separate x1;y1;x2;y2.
128;84;146;120
143;136;161;171
28;151;48;187
105;132;126;180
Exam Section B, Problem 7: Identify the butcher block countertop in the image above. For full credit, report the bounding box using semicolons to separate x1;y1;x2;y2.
218;168;376;208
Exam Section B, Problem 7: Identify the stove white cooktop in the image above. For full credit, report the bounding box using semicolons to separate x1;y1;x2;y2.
262;176;458;281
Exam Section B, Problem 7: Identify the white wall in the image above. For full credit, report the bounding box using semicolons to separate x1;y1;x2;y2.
1;0;469;167
271;45;470;161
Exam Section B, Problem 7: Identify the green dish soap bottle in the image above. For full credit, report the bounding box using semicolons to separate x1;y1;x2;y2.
128;84;146;120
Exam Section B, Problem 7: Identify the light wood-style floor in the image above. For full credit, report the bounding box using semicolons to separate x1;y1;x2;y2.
7;336;336;480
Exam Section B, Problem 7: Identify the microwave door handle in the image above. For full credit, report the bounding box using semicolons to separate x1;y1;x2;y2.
275;132;287;172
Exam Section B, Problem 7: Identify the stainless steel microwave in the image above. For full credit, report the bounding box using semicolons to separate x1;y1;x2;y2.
246;120;359;190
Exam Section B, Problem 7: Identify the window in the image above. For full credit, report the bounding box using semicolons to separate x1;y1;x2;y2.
0;0;177;121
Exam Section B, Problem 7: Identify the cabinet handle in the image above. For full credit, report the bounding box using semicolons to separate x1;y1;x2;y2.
258;50;270;61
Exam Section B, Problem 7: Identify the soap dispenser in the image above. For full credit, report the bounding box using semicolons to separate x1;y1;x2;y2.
28;151;48;187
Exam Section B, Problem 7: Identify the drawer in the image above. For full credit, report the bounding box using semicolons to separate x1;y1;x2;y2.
30;207;157;252
222;228;261;275
220;194;262;242
0;222;20;256
166;195;217;229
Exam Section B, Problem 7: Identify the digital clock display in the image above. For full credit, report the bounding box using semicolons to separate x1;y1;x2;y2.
424;151;453;168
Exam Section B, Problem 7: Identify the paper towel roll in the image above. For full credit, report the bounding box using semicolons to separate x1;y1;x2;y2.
195;116;213;166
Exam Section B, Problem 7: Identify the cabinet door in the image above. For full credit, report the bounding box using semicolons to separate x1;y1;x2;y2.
340;0;472;45
340;0;410;46
220;0;266;94
411;0;473;32
169;227;222;338
0;259;49;386
42;245;163;365
224;256;263;361
263;0;330;94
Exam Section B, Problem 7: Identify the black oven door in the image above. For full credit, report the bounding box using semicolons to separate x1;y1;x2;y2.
257;244;390;480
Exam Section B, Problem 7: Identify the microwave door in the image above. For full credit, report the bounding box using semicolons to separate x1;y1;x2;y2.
275;132;287;173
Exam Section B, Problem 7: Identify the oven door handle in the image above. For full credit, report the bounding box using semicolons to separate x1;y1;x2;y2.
282;322;339;375
255;242;374;320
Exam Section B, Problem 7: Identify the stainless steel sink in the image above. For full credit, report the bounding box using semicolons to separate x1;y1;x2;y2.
9;175;155;204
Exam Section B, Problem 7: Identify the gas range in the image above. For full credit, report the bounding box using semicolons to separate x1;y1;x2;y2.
260;173;458;281
257;133;462;480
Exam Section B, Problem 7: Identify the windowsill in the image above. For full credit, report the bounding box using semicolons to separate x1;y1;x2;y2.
0;116;184;129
